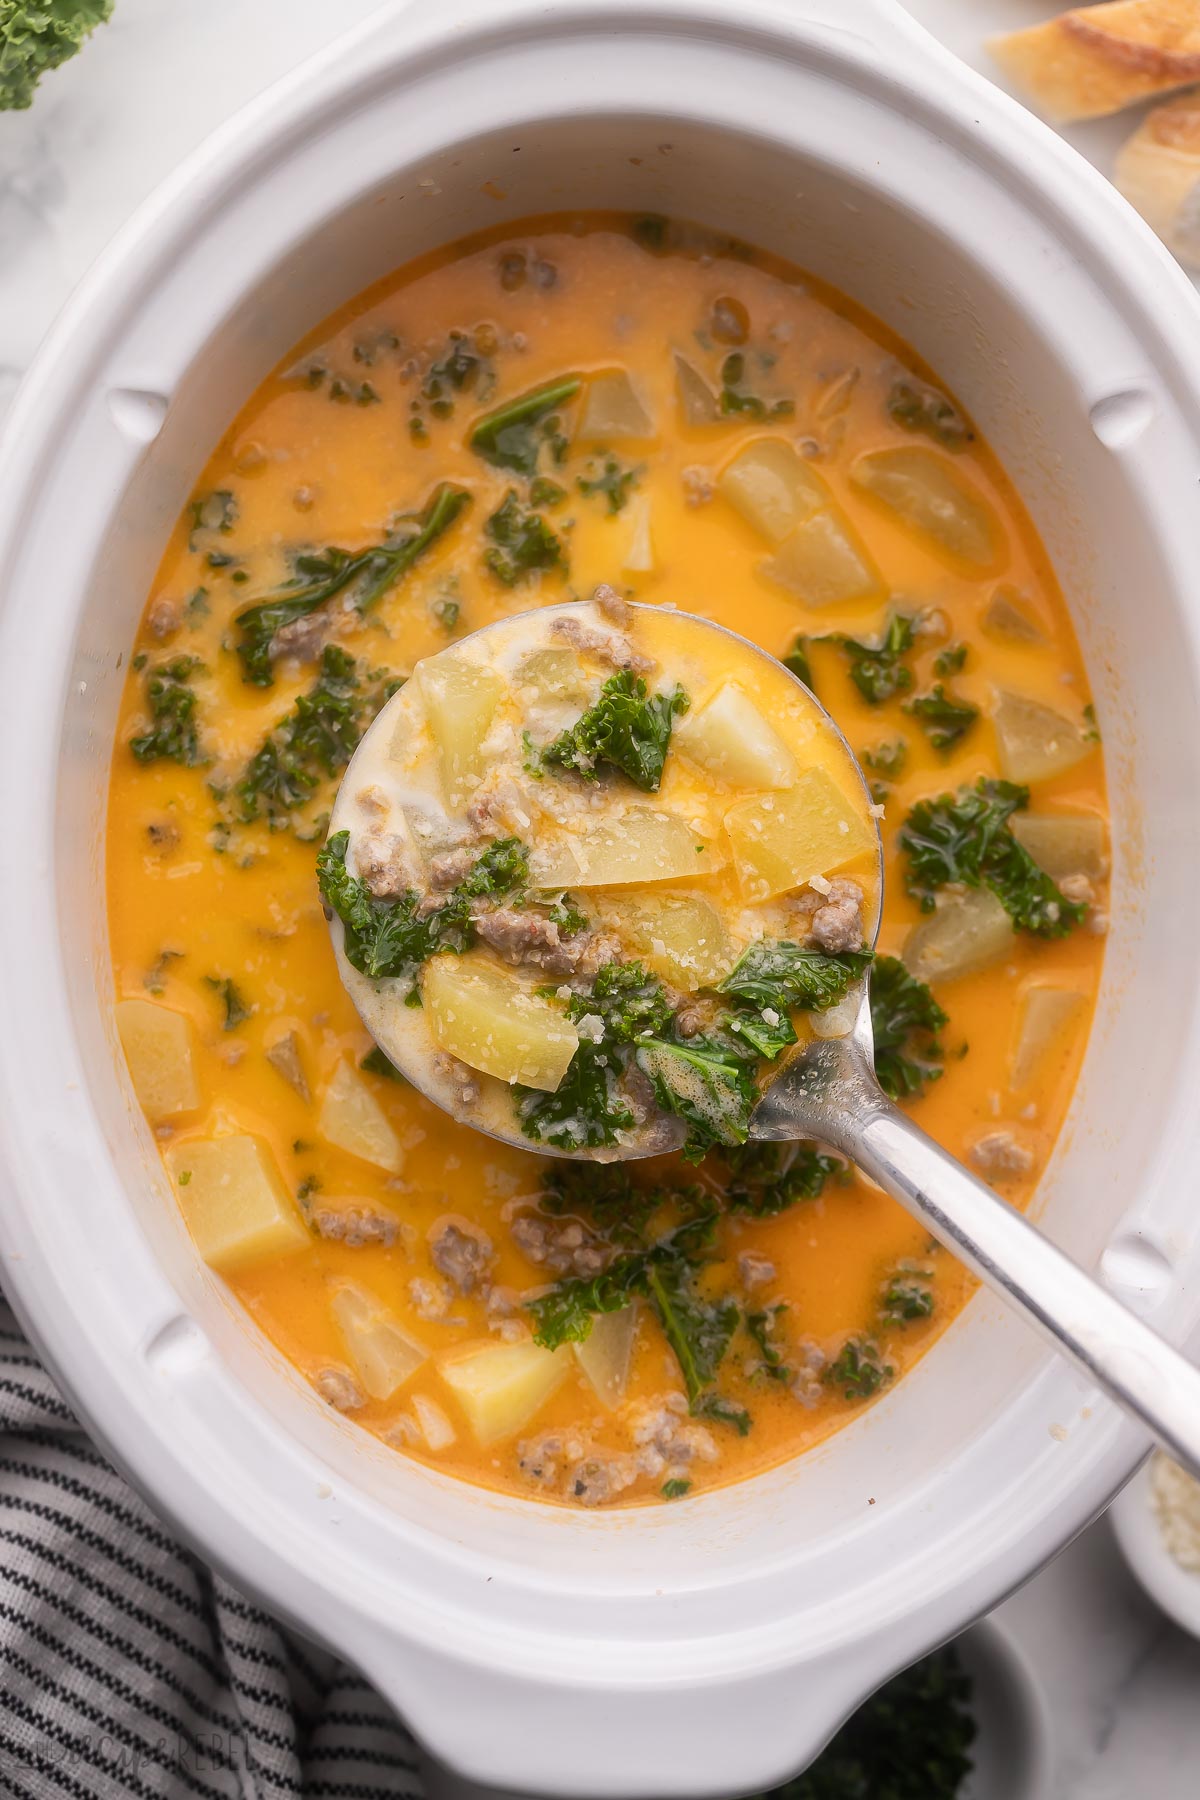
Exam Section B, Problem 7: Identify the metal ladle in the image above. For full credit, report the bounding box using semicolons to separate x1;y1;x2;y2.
337;602;1200;1478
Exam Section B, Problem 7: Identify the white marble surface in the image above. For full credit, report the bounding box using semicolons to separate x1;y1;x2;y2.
2;1;1200;1794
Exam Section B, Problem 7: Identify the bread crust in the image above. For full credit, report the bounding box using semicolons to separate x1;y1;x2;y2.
991;1;1200;121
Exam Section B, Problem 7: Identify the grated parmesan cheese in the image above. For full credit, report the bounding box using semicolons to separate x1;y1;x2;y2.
1151;1452;1200;1571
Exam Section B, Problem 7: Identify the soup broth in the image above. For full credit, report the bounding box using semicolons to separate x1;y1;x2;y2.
107;214;1108;1507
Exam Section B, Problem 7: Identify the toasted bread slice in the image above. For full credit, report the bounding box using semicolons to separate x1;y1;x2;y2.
990;2;1200;122
1115;87;1200;266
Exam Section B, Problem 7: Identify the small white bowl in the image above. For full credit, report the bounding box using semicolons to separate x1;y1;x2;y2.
1111;1455;1200;1640
958;1619;1055;1800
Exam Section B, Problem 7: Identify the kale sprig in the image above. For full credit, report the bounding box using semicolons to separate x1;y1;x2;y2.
636;1037;761;1160
0;0;112;110
469;375;581;476
316;830;529;985
903;683;978;752
887;375;973;451
531;670;690;792
869;955;948;1102
233;483;469;686
900;778;1085;938
129;656;207;767
235;647;396;829
826;1336;893;1400
784;612;917;707
719;941;872;1013
576;455;642;514
722;1141;844;1216
483;491;565;586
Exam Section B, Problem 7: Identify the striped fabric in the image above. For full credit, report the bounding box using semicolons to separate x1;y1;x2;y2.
0;1291;423;1800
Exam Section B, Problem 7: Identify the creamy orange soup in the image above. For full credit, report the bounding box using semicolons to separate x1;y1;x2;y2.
107;214;1108;1507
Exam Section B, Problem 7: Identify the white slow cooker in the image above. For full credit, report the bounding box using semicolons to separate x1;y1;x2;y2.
2;1;1200;1792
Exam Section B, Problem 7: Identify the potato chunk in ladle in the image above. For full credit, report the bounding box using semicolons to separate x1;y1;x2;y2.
322;594;881;1160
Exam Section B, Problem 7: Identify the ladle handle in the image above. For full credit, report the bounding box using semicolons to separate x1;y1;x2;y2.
848;1098;1200;1480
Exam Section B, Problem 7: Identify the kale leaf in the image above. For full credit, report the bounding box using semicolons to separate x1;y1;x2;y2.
719;941;872;1013
782;639;815;691
880;1269;935;1323
233;483;469;686
469;375;581;476
722;1141;844;1216
514;1040;636;1151
569;959;675;1044
903;683;979;752
826;1336;893;1400
829;612;916;706
533;670;690;791
235;647;395;829
316;829;527;984
576;455;641;514
887;375;973;451
483;491;565;586
862;738;907;781
204;975;252;1031
899;778;1085;938
718;352;794;420
761;1646;975;1800
745;1305;792;1384
0;0;111;110
360;1046;406;1083
870;955;948;1102
129;656;207;767
635;1038;759;1161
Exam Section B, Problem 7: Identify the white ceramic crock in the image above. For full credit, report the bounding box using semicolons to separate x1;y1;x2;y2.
2;1;1200;1792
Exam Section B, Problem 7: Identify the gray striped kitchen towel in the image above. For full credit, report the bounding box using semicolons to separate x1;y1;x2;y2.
0;1288;422;1799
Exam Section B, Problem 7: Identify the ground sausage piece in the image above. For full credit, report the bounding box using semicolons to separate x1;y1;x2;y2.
428;1215;495;1294
472;907;592;977
431;1052;481;1108
681;465;715;507
969;1130;1035;1179
593;582;632;628
311;1205;398;1248
354;833;414;900
314;1366;364;1411
550;613;654;675
510;1211;609;1278
269;610;330;664
565;1455;639;1507
428;845;480;890
147;598;181;641
809;878;865;953
738;1251;777;1289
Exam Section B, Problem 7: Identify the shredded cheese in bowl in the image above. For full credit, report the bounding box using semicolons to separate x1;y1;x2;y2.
1150;1452;1200;1572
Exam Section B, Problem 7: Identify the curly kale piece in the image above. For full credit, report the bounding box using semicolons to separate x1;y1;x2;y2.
514;1041;636;1152
533;670;690;792
203;976;253;1032
899;778;1085;938
719;941;872;1014
760;1646;975;1800
903;682;979;752
576;455;642;514
483;490;566;586
887;374;974;452
826;1336;893;1401
722;1142;844;1217
235;648;395;829
0;0;111;110
316;830;527;984
829;612;916;706
570;959;675;1044
469;375;581;476
880;1269;935;1324
129;656;207;768
233;483;469;686
635;1037;759;1161
870;955;948;1102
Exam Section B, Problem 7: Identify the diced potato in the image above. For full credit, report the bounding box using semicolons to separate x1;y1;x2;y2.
412;1394;457;1451
902;888;1012;986
166;1135;308;1274
622;494;656;574
573;1306;638;1409
762;511;882;607
851;447;1002;571
116;998;199;1122
576;370;654;442
719;439;828;544
607;891;733;991
423;954;579;1091
676;680;797;790
725;767;876;902
331;1282;426;1400
439;1338;572;1446
318;1061;403;1173
674;353;720;426
531;808;722;890
413;650;505;805
982;584;1045;644
1009;986;1086;1092
1010;811;1109;882
993;690;1094;784
516;647;591;703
